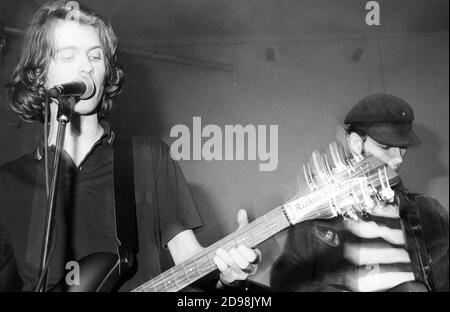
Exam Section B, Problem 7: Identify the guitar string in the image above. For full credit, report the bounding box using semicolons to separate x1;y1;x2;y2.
133;165;393;291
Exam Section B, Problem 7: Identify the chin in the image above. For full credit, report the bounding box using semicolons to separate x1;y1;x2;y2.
73;98;101;115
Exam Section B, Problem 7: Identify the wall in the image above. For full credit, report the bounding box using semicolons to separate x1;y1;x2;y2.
0;32;448;286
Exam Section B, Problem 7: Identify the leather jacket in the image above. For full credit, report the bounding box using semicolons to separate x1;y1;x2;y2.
270;186;449;292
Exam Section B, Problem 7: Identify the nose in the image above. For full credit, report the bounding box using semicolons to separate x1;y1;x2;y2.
79;55;94;76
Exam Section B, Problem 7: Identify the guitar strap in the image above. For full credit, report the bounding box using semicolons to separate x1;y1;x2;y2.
113;136;138;275
400;191;435;291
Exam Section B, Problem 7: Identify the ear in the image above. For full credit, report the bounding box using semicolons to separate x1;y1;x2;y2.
348;132;364;155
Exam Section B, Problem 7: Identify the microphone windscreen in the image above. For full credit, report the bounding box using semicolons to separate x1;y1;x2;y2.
79;76;96;100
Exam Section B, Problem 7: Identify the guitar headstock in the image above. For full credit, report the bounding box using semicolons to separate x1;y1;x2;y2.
284;136;399;225
301;126;368;190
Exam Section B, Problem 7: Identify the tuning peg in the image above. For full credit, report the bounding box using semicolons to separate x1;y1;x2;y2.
339;208;351;221
342;194;360;220
322;153;334;178
349;146;364;164
311;151;323;174
335;143;352;172
377;166;395;202
311;151;328;184
351;201;369;219
359;206;370;219
348;207;359;220
328;143;338;168
342;149;355;172
329;142;346;172
303;164;312;190
367;184;381;200
303;163;318;191
307;162;317;185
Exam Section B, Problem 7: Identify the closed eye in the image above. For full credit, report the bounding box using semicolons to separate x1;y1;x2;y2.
59;53;75;61
89;54;102;60
88;49;104;61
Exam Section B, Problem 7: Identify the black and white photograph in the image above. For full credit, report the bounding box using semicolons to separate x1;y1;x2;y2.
0;0;448;300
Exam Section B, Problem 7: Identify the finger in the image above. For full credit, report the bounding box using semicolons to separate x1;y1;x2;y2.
229;247;250;270
237;209;248;229
216;248;235;267
214;256;235;284
253;248;262;264
213;255;228;272
216;248;246;279
242;263;258;275
237;245;261;264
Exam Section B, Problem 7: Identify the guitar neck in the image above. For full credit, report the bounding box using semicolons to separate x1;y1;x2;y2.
132;157;397;292
132;206;291;292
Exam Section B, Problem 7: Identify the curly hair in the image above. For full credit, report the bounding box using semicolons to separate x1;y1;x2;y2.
7;0;124;123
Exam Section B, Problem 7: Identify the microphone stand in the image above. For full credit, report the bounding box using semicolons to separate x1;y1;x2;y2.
35;95;76;292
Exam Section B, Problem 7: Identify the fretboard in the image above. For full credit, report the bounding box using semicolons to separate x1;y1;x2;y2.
132;206;290;292
131;157;397;292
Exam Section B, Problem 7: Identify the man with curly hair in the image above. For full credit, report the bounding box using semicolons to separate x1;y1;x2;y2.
0;1;261;292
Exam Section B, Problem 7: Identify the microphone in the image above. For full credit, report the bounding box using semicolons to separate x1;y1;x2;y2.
48;76;95;100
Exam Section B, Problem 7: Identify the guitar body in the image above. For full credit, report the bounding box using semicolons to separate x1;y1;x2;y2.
51;252;121;292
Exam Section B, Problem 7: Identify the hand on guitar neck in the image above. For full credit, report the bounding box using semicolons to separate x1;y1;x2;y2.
213;210;261;288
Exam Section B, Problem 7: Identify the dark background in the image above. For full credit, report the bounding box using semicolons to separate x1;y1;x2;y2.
0;0;448;286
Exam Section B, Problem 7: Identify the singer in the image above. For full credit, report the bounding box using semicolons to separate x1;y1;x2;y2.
0;0;261;292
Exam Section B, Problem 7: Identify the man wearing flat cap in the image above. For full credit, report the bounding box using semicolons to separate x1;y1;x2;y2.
270;94;448;292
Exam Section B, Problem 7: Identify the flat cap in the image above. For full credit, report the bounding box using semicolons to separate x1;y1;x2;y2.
345;94;421;147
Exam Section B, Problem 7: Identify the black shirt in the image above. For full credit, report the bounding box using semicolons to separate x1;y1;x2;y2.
0;123;204;291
